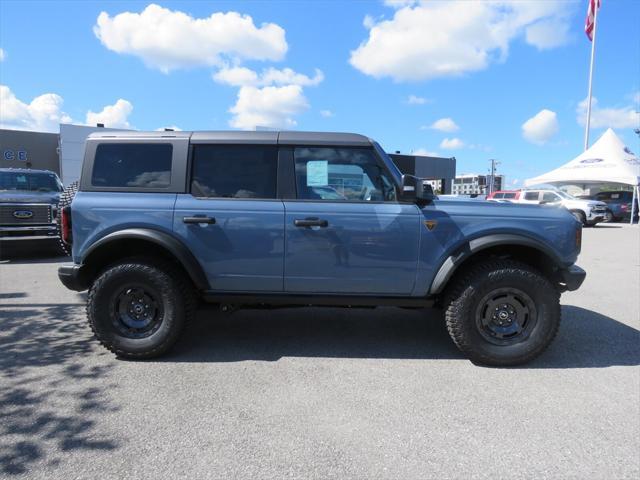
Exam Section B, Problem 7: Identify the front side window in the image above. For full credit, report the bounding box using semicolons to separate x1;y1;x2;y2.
294;147;397;202
542;192;560;202
191;145;277;199
92;143;172;188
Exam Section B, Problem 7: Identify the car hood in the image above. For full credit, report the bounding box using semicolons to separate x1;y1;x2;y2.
433;198;576;221
0;190;61;204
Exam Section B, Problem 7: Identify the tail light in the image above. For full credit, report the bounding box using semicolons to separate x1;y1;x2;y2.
61;206;72;245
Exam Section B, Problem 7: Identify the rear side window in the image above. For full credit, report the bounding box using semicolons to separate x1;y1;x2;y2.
191;145;277;199
494;193;504;199
92;144;172;188
524;191;539;201
503;192;516;199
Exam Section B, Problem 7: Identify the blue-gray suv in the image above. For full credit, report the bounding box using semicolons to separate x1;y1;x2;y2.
58;131;585;366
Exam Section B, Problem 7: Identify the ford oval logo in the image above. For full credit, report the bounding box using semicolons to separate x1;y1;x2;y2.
13;210;34;219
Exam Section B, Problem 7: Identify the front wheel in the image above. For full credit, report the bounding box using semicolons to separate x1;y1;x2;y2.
444;260;560;366
87;259;195;359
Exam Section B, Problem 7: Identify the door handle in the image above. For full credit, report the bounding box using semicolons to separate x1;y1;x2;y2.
294;218;328;228
183;216;216;224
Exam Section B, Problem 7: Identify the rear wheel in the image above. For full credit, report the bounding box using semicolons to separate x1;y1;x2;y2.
604;210;614;223
444;260;560;366
87;259;195;359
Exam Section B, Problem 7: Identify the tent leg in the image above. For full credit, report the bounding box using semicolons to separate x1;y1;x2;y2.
631;186;639;225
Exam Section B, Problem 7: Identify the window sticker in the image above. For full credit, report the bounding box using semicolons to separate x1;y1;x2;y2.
306;160;328;186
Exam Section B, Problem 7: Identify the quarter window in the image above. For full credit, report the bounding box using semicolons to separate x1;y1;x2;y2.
294;147;397;202
524;191;539;201
92;143;172;188
191;145;277;199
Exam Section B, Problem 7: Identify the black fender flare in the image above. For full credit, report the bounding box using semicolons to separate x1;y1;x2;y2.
82;228;209;290
429;233;564;295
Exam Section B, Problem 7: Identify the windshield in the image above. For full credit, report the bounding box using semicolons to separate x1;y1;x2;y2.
0;171;63;192
556;190;575;200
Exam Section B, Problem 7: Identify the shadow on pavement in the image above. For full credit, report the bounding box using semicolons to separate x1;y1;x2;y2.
0;304;118;476
167;305;640;369
0;239;68;262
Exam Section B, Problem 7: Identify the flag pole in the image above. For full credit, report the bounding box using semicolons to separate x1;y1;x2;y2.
583;1;599;151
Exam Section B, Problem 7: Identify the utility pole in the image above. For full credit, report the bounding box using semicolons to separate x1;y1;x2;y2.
488;159;500;195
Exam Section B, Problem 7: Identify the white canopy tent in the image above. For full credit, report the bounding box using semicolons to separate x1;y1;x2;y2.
525;128;640;223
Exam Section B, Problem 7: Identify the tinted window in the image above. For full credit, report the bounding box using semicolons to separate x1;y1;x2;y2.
191;145;277;199
524;191;539;201
503;192;516;199
0;171;62;192
294;147;397;202
92;144;172;188
542;192;559;202
494;193;504;199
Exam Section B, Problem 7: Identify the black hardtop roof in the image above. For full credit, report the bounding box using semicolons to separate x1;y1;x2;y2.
87;130;372;147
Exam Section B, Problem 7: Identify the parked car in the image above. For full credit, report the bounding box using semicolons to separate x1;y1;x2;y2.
0;168;64;247
486;190;521;202
515;189;607;226
57;130;585;366
579;190;638;222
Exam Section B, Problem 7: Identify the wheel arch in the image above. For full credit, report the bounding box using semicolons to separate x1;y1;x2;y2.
80;228;209;291
429;234;565;295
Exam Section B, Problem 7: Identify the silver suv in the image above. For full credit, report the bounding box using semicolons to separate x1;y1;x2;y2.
517;189;607;226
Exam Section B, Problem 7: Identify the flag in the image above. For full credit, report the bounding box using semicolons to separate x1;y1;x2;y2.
585;0;601;41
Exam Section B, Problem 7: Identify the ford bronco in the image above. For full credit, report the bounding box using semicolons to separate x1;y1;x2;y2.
57;131;585;366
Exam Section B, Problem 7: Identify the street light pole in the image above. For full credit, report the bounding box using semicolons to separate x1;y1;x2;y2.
488;159;500;195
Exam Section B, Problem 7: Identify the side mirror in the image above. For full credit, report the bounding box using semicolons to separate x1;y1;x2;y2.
400;175;436;204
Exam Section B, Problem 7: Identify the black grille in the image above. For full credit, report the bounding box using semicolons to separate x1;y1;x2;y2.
0;204;51;225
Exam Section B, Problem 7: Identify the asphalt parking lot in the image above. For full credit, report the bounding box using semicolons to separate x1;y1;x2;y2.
1;225;639;479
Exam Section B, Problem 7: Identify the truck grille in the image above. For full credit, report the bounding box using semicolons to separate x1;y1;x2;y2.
0;204;52;225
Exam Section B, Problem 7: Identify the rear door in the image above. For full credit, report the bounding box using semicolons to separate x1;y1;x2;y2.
173;144;284;292
282;146;421;295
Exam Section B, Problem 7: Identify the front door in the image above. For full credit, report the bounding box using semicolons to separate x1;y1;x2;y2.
173;144;284;292
283;146;421;295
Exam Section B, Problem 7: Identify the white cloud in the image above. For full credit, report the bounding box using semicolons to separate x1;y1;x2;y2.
0;85;72;132
350;1;573;82
0;48;5;62
577;97;640;129
214;66;323;130
522;109;559;145
525;18;570;50
406;95;427;105
412;148;439;156
425;117;459;132
320;110;334;118
94;4;287;73
86;99;133;128
213;66;323;87
440;137;465;150
229;85;308;130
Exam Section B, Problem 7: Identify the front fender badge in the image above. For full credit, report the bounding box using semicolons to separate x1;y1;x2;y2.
424;220;437;231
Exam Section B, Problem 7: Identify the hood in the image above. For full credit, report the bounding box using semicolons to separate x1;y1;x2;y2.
434;198;575;221
0;190;61;204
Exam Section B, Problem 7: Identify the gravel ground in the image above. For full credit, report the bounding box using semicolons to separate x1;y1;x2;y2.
1;225;638;479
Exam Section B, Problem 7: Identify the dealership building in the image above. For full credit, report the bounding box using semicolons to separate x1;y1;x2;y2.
1;125;458;191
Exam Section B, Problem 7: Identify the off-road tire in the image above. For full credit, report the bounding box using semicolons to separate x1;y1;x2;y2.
570;210;586;226
56;181;79;256
87;259;196;359
444;260;560;367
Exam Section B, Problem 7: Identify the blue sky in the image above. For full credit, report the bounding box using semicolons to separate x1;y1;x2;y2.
1;0;638;186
